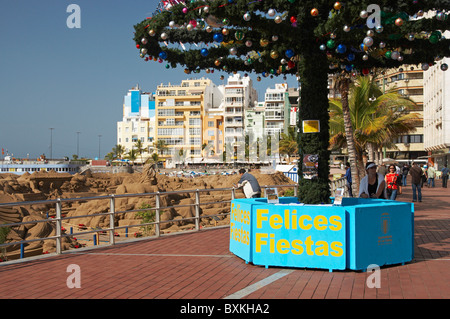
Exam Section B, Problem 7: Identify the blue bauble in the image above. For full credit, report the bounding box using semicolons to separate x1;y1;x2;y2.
347;53;355;61
159;51;167;59
213;33;224;42
285;49;294;58
336;44;347;54
200;48;209;57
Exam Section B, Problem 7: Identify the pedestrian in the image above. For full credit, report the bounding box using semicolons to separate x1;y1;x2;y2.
359;162;387;199
427;164;436;187
234;168;261;198
420;165;426;187
409;162;423;202
441;164;449;188
402;164;409;187
385;164;400;200
344;162;353;197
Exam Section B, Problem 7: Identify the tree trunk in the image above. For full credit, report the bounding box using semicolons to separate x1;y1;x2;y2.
297;50;331;204
338;77;360;196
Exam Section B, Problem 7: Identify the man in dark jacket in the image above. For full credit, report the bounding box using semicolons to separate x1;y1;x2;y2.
409;162;423;202
235;169;261;198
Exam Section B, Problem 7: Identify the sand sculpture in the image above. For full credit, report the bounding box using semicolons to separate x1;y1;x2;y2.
0;165;295;260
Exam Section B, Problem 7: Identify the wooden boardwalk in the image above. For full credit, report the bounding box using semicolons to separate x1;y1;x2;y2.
1;178;449;305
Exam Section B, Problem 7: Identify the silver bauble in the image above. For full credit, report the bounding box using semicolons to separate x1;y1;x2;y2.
360;10;368;19
268;9;276;17
367;30;375;37
375;25;384;33
343;25;351;32
363;36;374;47
161;32;168;40
379;41;386;48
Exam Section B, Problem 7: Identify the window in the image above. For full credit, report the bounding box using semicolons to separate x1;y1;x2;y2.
189;118;201;126
208;121;214;127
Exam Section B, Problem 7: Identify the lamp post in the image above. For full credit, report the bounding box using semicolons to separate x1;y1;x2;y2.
76;131;81;158
98;134;102;159
49;128;54;159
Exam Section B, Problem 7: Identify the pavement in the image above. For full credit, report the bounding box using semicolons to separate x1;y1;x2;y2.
0;177;448;306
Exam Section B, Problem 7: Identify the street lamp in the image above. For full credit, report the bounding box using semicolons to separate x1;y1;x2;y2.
49;128;54;159
98;134;102;159
76;131;81;158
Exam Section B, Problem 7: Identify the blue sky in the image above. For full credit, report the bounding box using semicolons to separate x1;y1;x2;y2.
0;0;298;160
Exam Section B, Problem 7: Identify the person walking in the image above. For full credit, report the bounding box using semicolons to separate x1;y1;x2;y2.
344;162;353;197
427;165;436;188
421;165;427;187
409;162;423;202
441;164;449;188
402;164;409;187
385;164;400;200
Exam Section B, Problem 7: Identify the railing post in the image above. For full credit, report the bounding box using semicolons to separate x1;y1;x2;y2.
155;192;161;237
294;184;298;197
195;189;200;231
109;194;116;245
231;187;235;200
55;198;62;254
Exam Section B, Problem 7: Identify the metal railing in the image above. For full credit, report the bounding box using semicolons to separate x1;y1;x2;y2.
0;184;298;263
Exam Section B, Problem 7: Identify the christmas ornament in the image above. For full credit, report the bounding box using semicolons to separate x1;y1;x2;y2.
235;31;245;40
311;8;319;16
200;48;209;57
363;36;374;47
333;2;342;10
213;33;224;42
159;51;167;59
395;18;403;26
274;16;282;24
148;29;156;36
336;44;347;53
245;40;253;47
441;63;448;71
229;47;237;55
161;32;168;40
243;12;251;21
326;39;335;48
285;49;295;58
270;50;279;59
268;9;276;17
260;39;269;47
141;38;148;45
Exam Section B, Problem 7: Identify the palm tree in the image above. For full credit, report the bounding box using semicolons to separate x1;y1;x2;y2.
134;139;145;164
125;148;138;165
330;76;421;190
155;139;168;156
112;144;126;160
279;126;298;164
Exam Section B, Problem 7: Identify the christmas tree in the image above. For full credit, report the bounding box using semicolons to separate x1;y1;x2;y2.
133;0;450;204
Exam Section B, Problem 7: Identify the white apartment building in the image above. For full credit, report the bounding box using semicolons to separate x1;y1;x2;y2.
222;74;258;162
264;83;289;136
423;56;450;167
117;86;156;162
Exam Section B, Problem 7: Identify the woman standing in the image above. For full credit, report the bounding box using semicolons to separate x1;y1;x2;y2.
385;164;400;200
359;162;387;199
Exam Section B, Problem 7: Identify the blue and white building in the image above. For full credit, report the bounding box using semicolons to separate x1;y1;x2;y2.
117;85;156;161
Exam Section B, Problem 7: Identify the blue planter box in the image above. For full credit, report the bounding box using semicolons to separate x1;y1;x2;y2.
229;197;414;271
